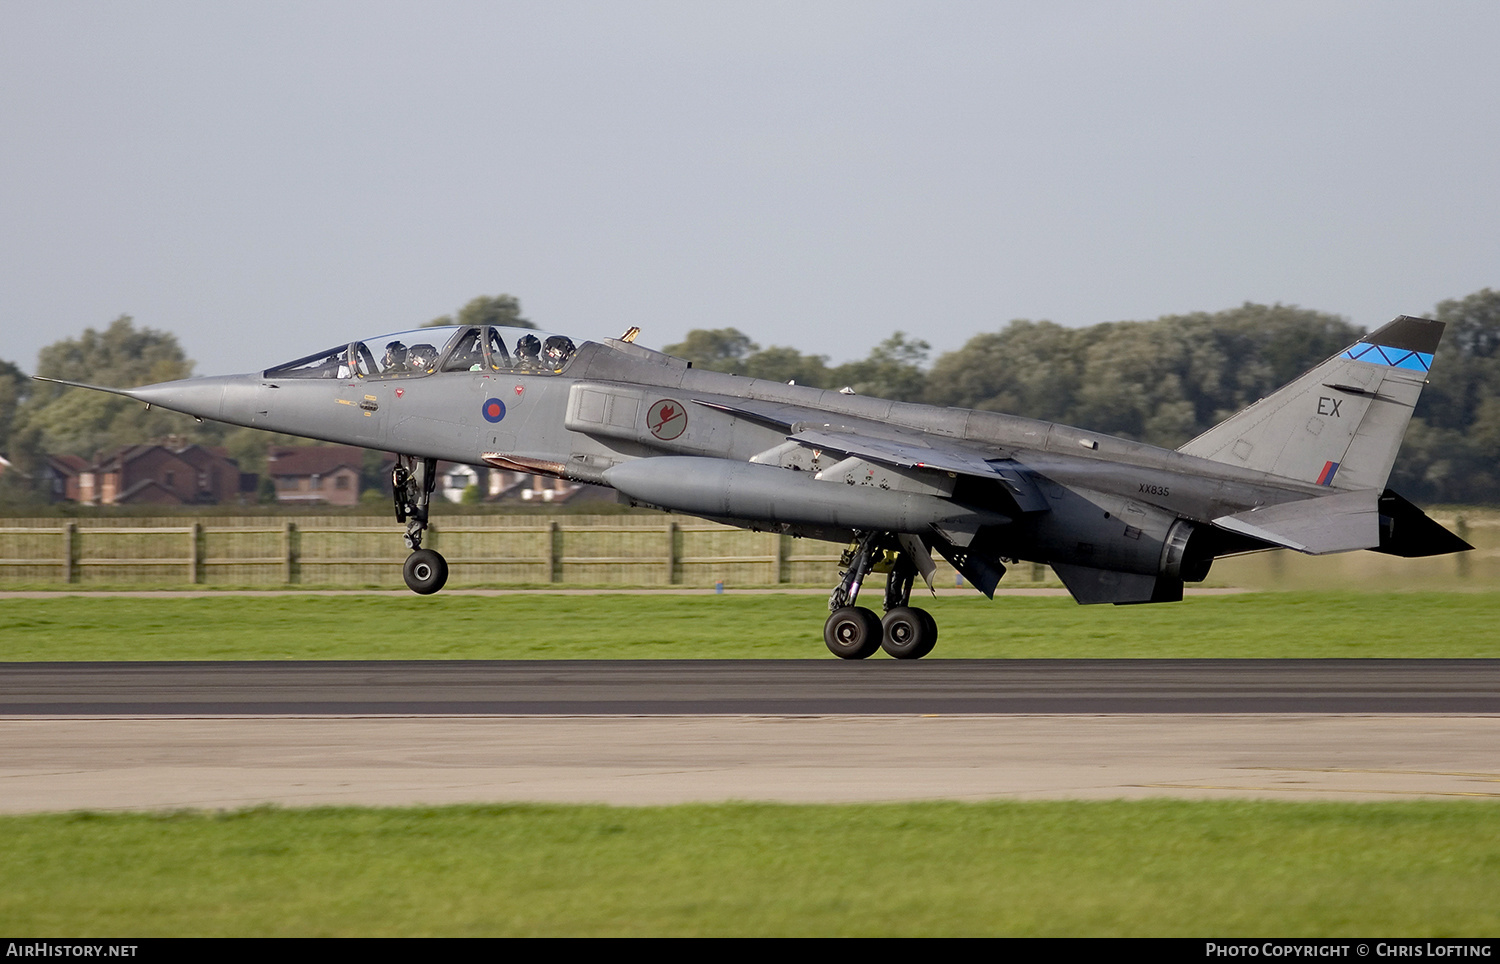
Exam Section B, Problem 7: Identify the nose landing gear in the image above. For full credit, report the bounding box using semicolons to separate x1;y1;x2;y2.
393;455;448;594
823;531;938;660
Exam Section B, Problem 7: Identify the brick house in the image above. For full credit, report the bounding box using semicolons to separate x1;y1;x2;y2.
42;454;90;502
76;443;251;506
266;445;372;506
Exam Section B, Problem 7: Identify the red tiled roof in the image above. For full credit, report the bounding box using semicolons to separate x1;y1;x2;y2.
46;454;90;474
115;478;186;504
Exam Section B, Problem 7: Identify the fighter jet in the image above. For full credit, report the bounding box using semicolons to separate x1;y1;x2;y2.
37;315;1470;659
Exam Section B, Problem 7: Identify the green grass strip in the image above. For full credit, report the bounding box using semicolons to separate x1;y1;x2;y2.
1;800;1497;936
1;591;1497;660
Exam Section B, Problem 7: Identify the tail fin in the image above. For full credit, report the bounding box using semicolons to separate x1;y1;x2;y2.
1177;315;1442;491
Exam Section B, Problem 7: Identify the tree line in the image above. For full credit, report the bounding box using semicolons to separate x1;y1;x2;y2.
2;290;1497;505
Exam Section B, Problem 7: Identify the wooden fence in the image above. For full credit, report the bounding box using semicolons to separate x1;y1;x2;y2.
0;516;860;587
0;511;1493;589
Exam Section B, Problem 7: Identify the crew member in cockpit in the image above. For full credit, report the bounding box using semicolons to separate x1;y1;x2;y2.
543;335;576;370
383;341;410;374
515;334;542;370
407;343;437;372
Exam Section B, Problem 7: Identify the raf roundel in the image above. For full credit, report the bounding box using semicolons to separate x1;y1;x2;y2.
648;399;687;440
481;398;507;423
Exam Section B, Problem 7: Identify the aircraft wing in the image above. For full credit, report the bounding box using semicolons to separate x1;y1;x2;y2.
690;397;808;431
690;394;1050;513
789;428;994;476
1211;488;1380;554
788;429;1049;513
694;393;1016;468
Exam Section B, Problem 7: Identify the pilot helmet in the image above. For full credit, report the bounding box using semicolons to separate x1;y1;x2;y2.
516;334;541;358
543;335;575;367
383;341;408;369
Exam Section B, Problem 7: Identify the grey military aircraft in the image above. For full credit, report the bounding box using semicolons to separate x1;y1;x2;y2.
38;315;1470;658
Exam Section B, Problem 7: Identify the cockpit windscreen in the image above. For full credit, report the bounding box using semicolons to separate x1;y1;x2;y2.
264;326;579;380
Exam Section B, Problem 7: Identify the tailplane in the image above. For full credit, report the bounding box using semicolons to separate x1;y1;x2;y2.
1177;315;1442;491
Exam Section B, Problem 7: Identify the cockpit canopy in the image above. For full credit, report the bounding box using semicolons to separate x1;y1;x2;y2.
264;325;580;380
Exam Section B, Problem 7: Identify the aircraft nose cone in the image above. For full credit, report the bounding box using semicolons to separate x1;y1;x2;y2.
126;374;255;422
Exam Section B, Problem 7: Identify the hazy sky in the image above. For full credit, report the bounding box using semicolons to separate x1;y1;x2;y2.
3;1;1498;377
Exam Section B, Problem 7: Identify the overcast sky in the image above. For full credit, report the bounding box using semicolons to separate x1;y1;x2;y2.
3;1;1497;377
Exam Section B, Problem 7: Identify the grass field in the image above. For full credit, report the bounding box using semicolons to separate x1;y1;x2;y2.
1;590;1497;660
2;800;1497;937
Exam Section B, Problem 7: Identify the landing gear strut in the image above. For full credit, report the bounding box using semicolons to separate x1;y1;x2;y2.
823;531;938;660
393;455;448;594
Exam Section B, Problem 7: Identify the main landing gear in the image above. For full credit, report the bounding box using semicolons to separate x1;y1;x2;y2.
393;455;448;594
824;531;938;660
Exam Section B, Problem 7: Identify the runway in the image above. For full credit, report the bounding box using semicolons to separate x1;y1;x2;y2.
6;659;1500;715
2;660;1497;811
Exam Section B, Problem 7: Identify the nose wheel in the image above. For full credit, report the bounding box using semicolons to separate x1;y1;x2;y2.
393;454;449;595
823;531;939;659
403;548;449;594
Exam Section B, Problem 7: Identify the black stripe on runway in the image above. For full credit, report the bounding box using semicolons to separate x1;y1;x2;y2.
2;659;1498;715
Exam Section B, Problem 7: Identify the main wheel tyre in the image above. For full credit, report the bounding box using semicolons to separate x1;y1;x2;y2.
881;606;937;659
824;606;883;659
913;608;938;659
403;548;449;595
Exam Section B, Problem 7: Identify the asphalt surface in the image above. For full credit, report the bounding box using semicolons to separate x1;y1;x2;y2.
4;658;1499;715
5;659;1498;809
